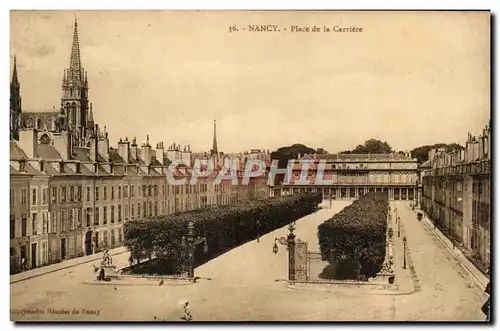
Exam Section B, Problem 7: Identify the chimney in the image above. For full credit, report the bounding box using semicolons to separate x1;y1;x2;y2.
130;137;138;161
89;134;98;162
118;137;130;164
155;141;165;165
18;128;38;159
98;131;110;162
141;135;151;165
59;161;65;173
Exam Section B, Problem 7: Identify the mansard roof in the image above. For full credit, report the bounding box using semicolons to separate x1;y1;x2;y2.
37;144;62;160
10;141;27;159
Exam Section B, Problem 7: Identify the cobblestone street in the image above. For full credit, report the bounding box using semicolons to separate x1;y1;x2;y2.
10;200;486;321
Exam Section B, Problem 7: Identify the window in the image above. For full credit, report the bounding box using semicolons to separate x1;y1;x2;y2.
154;201;158;216
118;229;123;243
118;205;122;222
95;186;99;201
131;185;135;197
111;186;115;200
111;206;115;223
86;208;91;227
104;186;108;200
32;188;38;205
42;212;48;234
162;185;165;196
51;212;57;233
21;215;27;237
143;202;147;218
51;187;57;203
125;185;129;198
118;186;122;199
143;185;147;196
70;186;74;202
138;185;141;196
86;186;91;202
137;203;140;218
10;216;15;239
111;229;115;246
10;189;15;206
77;186;82;202
69;209;74;230
125;204;129;219
42;188;47;204
32;213;38;235
149;202;153;217
76;209;81;228
22;189;28;205
94;208;99;225
103;206;108;225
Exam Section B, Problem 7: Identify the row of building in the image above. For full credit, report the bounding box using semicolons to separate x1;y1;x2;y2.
269;152;419;201
9;20;269;273
420;123;491;268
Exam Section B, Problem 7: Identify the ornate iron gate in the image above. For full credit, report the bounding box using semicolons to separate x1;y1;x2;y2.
293;239;324;281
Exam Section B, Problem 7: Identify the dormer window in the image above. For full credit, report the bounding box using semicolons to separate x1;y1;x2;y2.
40;160;45;172
19;160;26;173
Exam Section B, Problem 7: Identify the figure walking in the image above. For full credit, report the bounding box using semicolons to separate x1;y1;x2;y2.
181;300;192;321
128;254;134;266
482;268;491;321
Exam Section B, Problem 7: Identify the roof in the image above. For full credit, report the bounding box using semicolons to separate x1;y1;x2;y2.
73;147;91;162
37;144;62;160
10;141;27;159
109;150;126;164
310;153;412;161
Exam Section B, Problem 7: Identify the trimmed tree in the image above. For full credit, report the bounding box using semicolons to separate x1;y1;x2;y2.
317;192;389;280
124;192;322;274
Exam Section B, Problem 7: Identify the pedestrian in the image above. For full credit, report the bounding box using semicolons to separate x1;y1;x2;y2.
128;254;134;266
482;268;491;321
21;257;25;271
181;300;192;321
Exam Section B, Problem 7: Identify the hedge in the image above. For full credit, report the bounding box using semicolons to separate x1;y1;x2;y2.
317;192;389;280
124;192;322;274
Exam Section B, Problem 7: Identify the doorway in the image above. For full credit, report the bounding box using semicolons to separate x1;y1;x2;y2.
61;238;66;260
85;231;93;256
31;243;37;269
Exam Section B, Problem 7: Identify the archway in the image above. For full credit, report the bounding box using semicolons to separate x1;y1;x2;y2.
85;231;93;256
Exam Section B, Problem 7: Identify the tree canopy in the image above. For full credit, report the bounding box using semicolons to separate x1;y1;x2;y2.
410;143;464;164
340;139;393;154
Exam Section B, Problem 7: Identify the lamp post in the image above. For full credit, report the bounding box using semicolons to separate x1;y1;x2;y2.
287;221;296;282
398;217;401;237
256;219;260;243
403;236;407;269
183;221;208;279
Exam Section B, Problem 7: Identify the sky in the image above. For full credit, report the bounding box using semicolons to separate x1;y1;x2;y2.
10;10;490;154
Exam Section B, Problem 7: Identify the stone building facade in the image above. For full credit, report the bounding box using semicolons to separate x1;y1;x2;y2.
420;123;491;268
270;153;419;200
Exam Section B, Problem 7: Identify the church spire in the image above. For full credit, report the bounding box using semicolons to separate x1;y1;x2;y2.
68;17;82;82
11;56;19;86
212;119;218;155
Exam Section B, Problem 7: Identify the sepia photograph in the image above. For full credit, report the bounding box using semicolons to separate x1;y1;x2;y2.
9;10;491;322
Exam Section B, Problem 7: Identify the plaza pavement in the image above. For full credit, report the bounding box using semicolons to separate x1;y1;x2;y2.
10;200;487;321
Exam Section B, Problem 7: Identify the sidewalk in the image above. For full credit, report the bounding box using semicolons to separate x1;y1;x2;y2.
10;246;129;284
415;208;488;291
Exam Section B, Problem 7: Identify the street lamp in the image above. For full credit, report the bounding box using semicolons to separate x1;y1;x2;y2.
403;236;407;269
256;219;261;243
398;217;401;237
182;221;208;279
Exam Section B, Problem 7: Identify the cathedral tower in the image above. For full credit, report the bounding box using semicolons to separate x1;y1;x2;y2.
10;56;21;141
61;18;89;147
